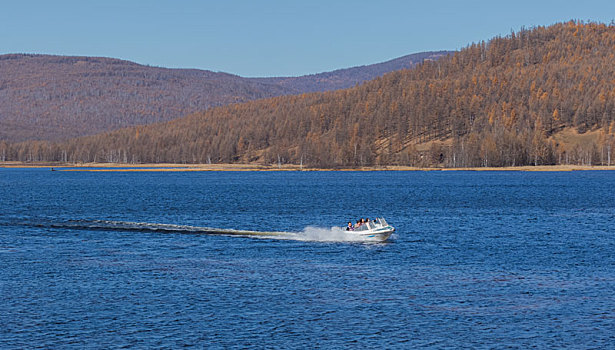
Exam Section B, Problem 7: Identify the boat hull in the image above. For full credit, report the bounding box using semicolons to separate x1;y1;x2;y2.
350;226;395;242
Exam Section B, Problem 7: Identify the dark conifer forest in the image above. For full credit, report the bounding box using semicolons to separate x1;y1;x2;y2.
3;22;615;167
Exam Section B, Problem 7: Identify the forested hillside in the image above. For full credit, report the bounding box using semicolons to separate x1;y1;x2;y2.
4;22;615;167
0;54;291;141
0;52;446;142
253;51;451;93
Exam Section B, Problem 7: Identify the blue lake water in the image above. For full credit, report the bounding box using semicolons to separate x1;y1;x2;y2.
1;169;614;348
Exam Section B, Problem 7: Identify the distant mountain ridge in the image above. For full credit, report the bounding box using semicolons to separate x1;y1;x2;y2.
0;51;451;142
0;54;290;141
253;51;451;92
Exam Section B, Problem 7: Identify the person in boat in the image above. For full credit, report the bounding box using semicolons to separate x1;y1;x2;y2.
346;222;354;231
354;219;362;229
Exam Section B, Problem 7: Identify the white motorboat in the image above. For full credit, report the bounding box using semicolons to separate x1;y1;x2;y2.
346;217;395;242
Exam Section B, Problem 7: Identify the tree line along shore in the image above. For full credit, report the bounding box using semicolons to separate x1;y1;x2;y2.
2;161;614;172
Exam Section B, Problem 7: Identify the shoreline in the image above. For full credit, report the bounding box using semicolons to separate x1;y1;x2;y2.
1;161;614;172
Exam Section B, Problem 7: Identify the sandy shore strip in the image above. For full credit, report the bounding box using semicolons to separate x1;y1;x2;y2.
2;161;615;171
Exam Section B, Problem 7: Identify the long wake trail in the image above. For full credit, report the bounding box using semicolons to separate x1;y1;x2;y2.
14;219;386;243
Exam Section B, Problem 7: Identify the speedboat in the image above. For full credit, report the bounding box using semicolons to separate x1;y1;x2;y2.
346;217;395;242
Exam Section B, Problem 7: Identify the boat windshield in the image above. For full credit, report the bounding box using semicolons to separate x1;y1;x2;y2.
347;218;389;231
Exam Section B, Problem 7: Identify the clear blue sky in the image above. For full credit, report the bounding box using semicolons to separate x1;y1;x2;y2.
1;0;614;77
